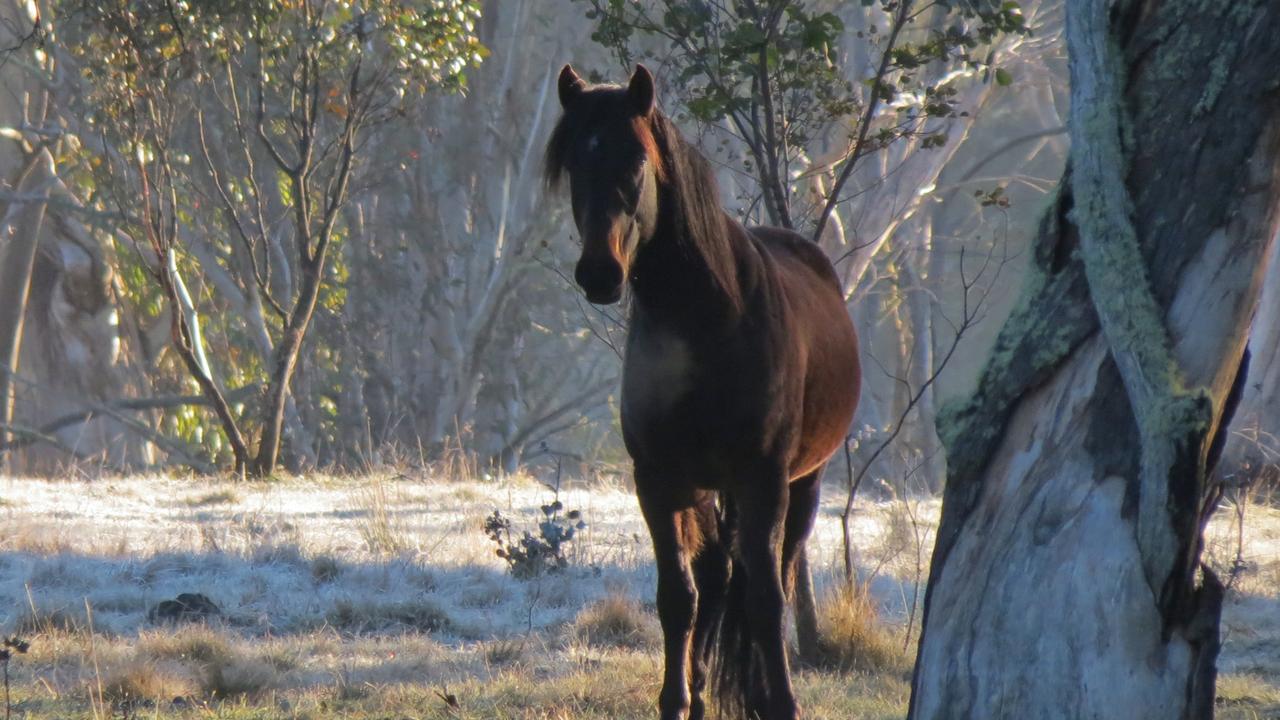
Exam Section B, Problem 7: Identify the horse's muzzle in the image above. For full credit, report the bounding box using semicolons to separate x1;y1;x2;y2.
575;257;625;305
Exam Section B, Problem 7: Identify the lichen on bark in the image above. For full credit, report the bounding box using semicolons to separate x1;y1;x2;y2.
932;181;1096;566
1066;0;1216;614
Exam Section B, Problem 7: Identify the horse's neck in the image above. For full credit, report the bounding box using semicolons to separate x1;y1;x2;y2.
630;208;749;332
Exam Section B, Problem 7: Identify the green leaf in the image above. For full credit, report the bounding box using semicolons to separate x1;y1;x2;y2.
995;67;1013;86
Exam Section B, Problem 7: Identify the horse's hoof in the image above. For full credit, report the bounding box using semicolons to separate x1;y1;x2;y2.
657;692;691;720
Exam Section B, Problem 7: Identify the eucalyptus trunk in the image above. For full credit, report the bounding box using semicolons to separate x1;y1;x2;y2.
0;151;55;456
909;2;1280;718
1222;236;1280;481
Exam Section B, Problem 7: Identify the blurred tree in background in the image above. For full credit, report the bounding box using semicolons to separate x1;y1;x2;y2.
58;0;485;476
0;0;1069;483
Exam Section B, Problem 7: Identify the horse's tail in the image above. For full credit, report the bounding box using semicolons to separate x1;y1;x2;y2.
712;499;766;719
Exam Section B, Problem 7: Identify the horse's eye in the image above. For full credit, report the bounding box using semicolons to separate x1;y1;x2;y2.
620;169;643;211
621;187;640;212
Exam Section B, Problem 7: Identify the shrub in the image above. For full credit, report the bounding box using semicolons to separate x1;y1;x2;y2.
484;500;586;579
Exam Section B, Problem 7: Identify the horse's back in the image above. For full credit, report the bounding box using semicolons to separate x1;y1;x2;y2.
746;225;844;294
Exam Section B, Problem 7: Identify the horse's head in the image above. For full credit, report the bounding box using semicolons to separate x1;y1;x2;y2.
546;64;663;305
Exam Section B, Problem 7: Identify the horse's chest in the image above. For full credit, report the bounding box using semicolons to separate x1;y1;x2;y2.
621;329;695;420
620;327;771;471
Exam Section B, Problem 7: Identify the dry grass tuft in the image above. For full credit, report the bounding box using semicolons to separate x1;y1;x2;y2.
201;655;281;698
2;524;73;555
571;595;659;650
1217;673;1280;719
356;476;414;556
813;583;909;675
327;598;452;635
483;637;527;667
184;489;240;507
311;553;343;583
135;627;281;699
12;606;86;637
100;660;195;705
138;625;234;667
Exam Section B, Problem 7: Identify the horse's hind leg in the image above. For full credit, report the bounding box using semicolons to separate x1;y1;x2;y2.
780;469;821;598
637;474;700;720
781;468;823;666
688;493;728;720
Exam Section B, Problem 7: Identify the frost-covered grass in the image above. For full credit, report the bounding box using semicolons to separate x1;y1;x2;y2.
0;473;1276;718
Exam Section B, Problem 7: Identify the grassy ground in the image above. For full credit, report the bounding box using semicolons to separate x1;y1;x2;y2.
0;473;1276;718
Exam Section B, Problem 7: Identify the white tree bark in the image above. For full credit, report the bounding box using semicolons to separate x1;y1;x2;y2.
1222;235;1280;479
909;1;1280;718
0;150;55;456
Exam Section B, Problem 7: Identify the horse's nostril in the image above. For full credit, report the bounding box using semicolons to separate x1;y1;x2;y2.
575;257;624;301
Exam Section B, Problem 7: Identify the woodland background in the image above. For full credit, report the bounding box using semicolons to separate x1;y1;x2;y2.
0;0;1081;489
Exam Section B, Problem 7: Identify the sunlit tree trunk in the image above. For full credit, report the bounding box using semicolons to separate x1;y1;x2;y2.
905;217;943;494
1222;236;1280;481
909;2;1280;718
0;151;54;460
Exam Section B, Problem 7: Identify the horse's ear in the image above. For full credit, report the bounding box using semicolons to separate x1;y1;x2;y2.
558;64;586;108
628;64;656;117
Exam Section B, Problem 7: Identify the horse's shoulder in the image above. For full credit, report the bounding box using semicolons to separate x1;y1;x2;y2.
746;225;841;289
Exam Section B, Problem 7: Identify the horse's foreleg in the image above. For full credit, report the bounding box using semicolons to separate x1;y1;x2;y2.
688;494;728;720
735;478;799;720
638;481;699;720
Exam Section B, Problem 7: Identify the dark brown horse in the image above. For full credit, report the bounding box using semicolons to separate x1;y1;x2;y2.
546;64;860;720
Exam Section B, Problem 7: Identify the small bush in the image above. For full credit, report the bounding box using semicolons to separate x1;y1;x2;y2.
484;500;586;579
2;637;31;714
571;595;658;650
813;583;908;674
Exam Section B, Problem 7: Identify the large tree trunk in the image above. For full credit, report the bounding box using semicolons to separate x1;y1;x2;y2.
909;2;1280;718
